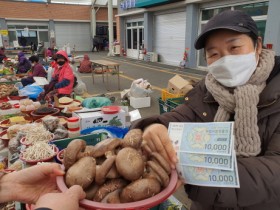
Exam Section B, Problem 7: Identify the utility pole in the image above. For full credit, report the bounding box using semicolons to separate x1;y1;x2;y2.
107;0;114;56
91;0;97;40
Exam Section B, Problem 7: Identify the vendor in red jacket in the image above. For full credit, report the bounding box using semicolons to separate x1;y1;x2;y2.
51;50;74;98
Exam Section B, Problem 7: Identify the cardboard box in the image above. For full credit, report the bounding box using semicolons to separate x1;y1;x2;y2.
73;108;126;130
167;74;193;95
130;96;151;109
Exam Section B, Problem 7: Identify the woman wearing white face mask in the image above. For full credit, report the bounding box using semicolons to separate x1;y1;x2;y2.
130;10;280;210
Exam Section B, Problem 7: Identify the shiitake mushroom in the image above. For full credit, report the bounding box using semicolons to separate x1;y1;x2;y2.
115;147;144;181
120;178;161;203
65;156;96;189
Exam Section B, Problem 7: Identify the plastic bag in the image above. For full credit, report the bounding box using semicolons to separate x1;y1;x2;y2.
81;126;129;138
42;116;59;132
82;97;111;109
14;82;23;90
18;84;43;99
47;67;54;82
129;78;152;98
74;80;87;95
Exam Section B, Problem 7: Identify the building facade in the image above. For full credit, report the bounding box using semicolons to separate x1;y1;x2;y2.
0;0;118;51
117;0;280;69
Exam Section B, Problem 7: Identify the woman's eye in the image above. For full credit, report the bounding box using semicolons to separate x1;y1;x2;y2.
208;53;217;58
231;46;240;50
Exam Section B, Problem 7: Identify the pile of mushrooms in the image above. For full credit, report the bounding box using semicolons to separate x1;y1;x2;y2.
63;129;171;203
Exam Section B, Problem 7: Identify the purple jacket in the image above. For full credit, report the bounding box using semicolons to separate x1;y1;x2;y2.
32;63;47;78
17;52;31;74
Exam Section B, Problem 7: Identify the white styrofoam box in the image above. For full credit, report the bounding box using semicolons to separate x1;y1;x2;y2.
130;96;151;109
73;108;126;130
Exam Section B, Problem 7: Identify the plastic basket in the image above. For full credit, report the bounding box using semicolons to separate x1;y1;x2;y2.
167;97;185;112
161;88;184;101
158;97;169;114
158;97;185;114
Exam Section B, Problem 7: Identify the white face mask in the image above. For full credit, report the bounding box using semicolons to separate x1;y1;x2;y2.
32;63;35;67
208;52;258;87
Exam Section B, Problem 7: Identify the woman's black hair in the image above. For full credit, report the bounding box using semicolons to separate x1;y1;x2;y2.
29;55;39;63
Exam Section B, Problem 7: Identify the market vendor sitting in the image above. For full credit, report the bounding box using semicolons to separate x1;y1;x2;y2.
38;50;74;102
17;52;31;74
0;47;6;64
21;55;47;87
78;54;92;73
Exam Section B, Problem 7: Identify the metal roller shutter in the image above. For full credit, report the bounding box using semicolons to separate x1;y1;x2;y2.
55;22;91;51
154;12;186;66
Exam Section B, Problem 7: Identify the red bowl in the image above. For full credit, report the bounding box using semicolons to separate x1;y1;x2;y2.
0;97;9;103
101;106;121;114
9;96;28;100
31;108;60;120
56;149;65;163
20;134;54;146
56;165;178;210
20;145;59;165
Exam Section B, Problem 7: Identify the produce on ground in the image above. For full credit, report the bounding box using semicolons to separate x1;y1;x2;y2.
21;142;56;161
0;102;12;110
0;84;17;98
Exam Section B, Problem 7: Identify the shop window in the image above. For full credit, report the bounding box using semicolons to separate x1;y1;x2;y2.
234;2;269;16
255;20;266;40
8;31;17;44
7;25;15;29
96;26;108;36
15;25;26;29
29;31;37;38
127;23;131;27
21;31;29;37
202;9;214;21
38;31;49;42
138;21;144;26
28;26;38;29
132;22;137;27
127;29;132;49
202;7;231;21
133;28;137;49
38;26;49;29
16;30;22;37
139;28;143;48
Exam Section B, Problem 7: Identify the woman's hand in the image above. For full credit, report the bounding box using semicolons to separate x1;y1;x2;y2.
143;123;177;169
0;163;64;204
35;185;86;210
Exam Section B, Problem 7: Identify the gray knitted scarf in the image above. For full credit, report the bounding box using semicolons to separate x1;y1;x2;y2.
205;49;275;157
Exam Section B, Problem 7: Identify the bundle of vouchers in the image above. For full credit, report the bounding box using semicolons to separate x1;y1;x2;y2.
168;122;240;188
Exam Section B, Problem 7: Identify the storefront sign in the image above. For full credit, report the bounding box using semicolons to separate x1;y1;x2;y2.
120;0;136;10
0;30;8;37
